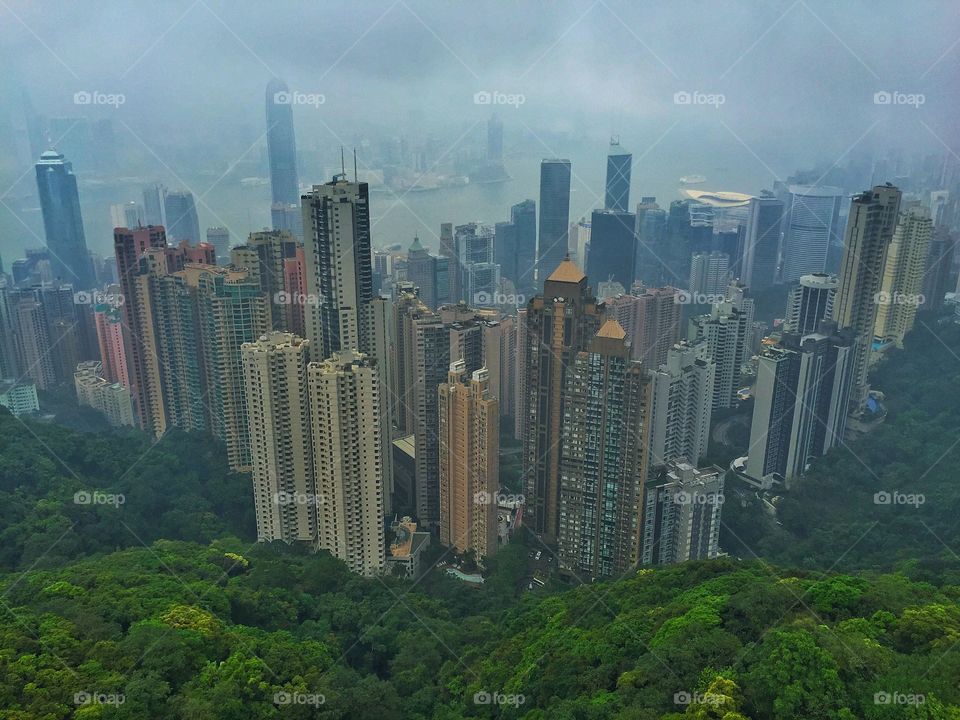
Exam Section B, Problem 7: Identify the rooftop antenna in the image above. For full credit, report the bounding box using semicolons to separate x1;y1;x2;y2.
353;148;358;182
341;146;346;176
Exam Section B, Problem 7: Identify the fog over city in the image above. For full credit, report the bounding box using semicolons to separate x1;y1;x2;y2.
1;0;957;260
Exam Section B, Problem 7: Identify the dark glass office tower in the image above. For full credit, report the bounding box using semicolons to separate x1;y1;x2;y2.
741;194;784;290
495;199;537;298
265;79;300;212
587;209;637;292
604;138;631;212
537;159;571;285
163;190;201;243
35;150;94;289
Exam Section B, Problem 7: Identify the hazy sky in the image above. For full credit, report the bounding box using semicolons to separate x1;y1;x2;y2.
1;0;958;255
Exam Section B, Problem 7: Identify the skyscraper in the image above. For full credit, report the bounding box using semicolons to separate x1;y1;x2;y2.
509;199;537;298
454;222;500;305
780;185;844;283
784;273;838;335
230;229;299;331
393;292;448;526
142;183;165;226
832;184;901;409
242;332;315;543
741;194;783;291
35;150;94;289
746;324;854;485
522;258;603;543
557;320;650;579
302;178;376;360
632;286;683;367
689;283;755;409
309;350;386;577
163;190;201;243
641;461;724;566
206;226;230;264
873;205;932;349
265;79;300;212
537;160;572;286
114;225;168;431
406;235;437;308
438;361;499;560
689;251;731;298
587;209;636;293
922;224;954;311
649;342;715;472
604;138;632;213
93;301;129;387
193;266;270;471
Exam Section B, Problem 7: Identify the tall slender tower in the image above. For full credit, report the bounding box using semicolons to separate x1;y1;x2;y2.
302;177;375;360
114;226;168;432
438;361;499;560
309;350;386;577
832;184;901;409
265;78;301;234
557;320;650;579
873;205;932;348
35;150;94;289
649;342;715;472
242;333;315;543
741;194;783;291
604;138;632;213
522;258;603;543
537;160;572;287
784;273;837;335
